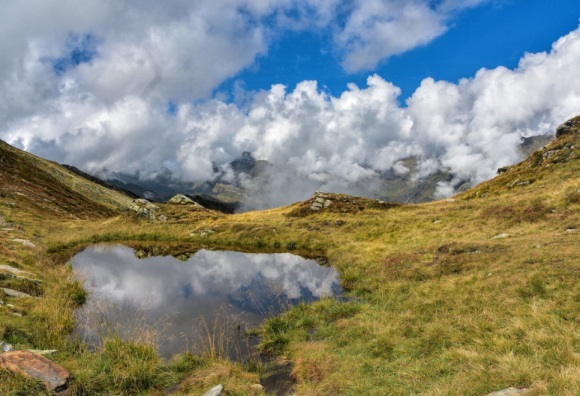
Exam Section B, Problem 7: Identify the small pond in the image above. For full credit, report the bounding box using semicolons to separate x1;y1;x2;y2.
72;245;342;359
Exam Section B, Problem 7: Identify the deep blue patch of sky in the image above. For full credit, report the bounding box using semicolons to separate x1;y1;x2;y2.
216;0;580;105
52;33;99;75
167;101;178;116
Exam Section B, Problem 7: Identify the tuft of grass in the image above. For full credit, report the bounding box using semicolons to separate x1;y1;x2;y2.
482;201;552;225
99;337;172;393
0;369;50;396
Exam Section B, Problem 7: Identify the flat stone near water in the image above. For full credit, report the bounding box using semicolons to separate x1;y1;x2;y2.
0;350;70;393
0;264;34;277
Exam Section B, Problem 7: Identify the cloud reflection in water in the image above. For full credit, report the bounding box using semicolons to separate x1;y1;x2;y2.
72;245;342;356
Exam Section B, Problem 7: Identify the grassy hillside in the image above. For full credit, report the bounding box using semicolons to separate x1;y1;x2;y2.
0;118;578;395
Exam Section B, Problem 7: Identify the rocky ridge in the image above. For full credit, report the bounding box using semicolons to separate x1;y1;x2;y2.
288;190;400;217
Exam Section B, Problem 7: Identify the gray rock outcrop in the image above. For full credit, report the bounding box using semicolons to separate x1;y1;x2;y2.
310;191;333;211
168;194;204;208
555;116;580;138
130;199;165;220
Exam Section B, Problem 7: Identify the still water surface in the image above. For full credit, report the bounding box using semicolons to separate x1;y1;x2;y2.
72;245;342;357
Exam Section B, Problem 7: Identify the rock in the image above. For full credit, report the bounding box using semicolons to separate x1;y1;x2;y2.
310;191;334;211
0;341;14;352
130;199;161;220
168;194;203;207
492;233;510;239
566;228;577;232
0;288;33;298
12;239;35;248
0;265;34;277
446;198;456;203
0;350;70;393
0;265;40;283
509;179;532;187
250;383;264;391
485;387;528;396
555;116;579;138
201;384;224;396
497;166;510;174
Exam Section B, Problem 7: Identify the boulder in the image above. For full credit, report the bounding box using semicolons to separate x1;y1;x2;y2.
0;350;70;393
250;383;264;391
0;341;14;352
310;191;333;211
130;199;161;220
168;194;203;207
201;384;224;396
555;116;580;138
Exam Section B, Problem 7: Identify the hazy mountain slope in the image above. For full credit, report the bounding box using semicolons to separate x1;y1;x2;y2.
95;135;555;209
61;164;141;199
0;140;133;219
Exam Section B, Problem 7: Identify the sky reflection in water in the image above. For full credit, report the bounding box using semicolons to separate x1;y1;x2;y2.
72;245;342;357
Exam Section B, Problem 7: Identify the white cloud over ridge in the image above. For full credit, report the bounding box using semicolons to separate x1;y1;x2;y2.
1;1;579;208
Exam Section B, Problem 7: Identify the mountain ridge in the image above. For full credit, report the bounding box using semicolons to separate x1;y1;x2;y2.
80;133;555;210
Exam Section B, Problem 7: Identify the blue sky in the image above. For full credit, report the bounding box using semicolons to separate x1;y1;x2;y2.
219;0;580;101
1;0;580;206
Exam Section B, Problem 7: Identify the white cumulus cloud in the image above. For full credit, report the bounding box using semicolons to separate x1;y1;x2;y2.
0;2;579;209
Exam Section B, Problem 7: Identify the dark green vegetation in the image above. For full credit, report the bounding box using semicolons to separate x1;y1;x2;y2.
0;117;579;395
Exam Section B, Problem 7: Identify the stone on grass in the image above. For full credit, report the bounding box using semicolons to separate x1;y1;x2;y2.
492;233;510;239
0;288;33;298
0;341;14;352
12;239;35;248
0;350;70;393
0;265;34;277
201;384;224;396
168;194;203;207
485;387;528;396
250;383;264;391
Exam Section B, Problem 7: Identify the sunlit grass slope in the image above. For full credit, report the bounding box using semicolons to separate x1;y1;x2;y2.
0;117;578;395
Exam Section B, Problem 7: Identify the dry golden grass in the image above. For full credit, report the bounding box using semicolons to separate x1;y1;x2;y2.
171;360;262;395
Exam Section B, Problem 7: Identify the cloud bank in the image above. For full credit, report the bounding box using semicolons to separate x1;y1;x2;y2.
1;1;579;208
